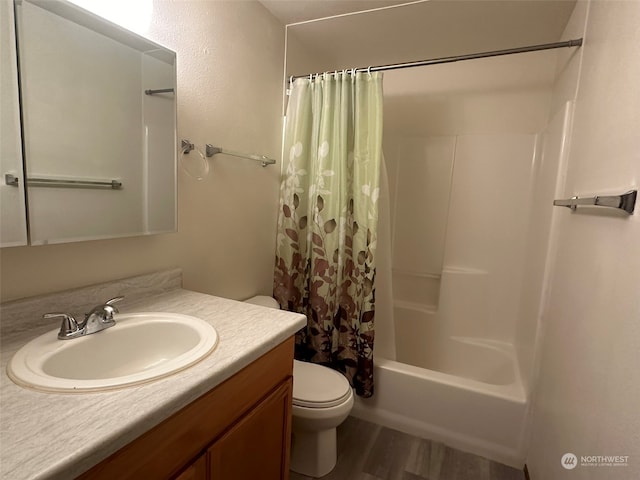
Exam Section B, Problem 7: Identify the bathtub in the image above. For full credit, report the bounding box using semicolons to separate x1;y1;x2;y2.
351;336;528;468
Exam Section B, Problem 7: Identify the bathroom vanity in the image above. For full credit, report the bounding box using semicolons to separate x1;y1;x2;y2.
79;338;294;480
0;270;306;479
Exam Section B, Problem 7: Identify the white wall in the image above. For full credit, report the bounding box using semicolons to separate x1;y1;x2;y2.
383;53;555;347
383;51;557;137
0;1;284;302
527;1;640;478
516;101;574;392
389;136;454;275
442;133;537;342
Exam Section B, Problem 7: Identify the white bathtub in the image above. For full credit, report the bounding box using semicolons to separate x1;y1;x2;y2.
359;263;530;468
351;337;528;468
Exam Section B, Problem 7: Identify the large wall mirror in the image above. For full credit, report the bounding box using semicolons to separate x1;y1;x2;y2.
1;0;176;246
1;0;28;247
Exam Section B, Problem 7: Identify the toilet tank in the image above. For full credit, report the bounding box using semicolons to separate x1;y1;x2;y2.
244;296;279;309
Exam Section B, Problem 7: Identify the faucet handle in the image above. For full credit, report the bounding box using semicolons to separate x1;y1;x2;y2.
44;312;80;340
105;296;124;306
103;296;123;318
85;296;124;324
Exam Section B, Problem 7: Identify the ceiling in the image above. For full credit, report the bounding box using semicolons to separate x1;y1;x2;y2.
260;0;578;77
259;0;411;26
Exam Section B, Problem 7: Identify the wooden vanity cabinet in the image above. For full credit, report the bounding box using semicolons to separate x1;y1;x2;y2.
208;380;292;479
174;456;207;480
78;338;294;480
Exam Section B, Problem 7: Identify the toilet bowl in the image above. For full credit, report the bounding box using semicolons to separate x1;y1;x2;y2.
244;296;355;477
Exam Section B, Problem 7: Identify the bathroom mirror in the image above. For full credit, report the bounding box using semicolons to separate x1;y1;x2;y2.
11;0;176;245
0;0;28;247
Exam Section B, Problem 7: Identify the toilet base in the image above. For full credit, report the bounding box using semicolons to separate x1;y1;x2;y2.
290;427;337;478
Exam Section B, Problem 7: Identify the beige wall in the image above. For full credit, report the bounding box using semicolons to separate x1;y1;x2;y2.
0;1;285;303
527;1;640;478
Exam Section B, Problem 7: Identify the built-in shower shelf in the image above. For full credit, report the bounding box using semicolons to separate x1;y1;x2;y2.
392;268;441;280
393;300;438;315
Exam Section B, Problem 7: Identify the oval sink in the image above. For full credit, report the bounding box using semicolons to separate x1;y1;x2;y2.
7;312;218;393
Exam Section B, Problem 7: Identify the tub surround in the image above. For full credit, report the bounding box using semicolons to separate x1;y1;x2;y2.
0;270;306;479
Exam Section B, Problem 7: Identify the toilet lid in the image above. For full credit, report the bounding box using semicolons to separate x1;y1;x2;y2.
293;360;352;408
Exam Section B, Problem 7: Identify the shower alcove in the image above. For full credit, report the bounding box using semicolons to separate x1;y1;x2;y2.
284;0;578;468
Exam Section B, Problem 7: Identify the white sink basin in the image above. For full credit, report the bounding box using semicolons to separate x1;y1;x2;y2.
7;312;218;393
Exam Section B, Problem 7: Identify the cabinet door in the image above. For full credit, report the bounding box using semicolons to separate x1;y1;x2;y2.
209;379;292;480
174;455;207;480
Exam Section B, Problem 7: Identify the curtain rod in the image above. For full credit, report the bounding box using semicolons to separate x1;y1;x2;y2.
290;39;583;81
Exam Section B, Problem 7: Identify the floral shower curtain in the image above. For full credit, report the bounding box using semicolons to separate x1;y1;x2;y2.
273;72;383;397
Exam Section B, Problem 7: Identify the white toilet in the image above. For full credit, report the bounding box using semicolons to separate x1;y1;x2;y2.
244;296;354;477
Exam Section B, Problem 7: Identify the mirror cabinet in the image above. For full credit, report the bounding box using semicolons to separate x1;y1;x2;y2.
0;0;177;247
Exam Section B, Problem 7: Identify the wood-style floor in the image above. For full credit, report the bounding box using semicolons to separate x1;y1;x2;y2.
290;417;525;480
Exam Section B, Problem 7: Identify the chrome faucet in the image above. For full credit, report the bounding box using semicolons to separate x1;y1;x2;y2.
44;296;124;340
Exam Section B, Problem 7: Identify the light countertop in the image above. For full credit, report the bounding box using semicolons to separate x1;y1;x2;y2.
0;288;306;480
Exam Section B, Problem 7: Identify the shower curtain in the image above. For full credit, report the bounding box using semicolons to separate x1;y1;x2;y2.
273;71;383;397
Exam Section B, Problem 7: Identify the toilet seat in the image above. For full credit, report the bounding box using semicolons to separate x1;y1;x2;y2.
292;360;352;408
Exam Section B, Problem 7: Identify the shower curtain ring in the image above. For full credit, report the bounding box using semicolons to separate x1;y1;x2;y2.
367;66;372;77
